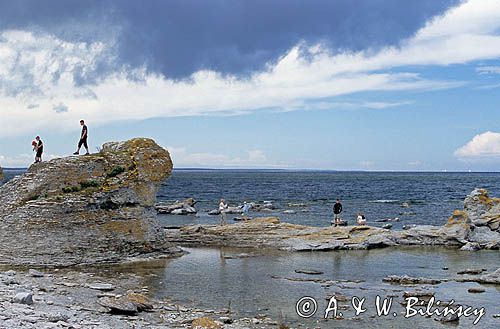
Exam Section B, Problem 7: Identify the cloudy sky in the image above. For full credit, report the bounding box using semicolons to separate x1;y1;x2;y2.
1;0;500;170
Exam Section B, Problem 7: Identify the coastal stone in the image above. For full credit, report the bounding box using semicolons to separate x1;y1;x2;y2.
87;283;115;291
455;268;500;284
437;313;459;323
467;287;485;293
97;296;138;315
191;317;222;329
283;210;296;214
457;269;485;275
0;138;181;266
463;188;495;224
218;316;233;324
382;224;393;229
13;292;34;305
382;275;441;285
295;269;324;275
468;226;500;247
460;242;481;251
155;198;197;215
208;209;220;216
28;269;44;277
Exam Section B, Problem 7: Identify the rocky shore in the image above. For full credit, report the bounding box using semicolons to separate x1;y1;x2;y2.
0;267;279;329
165;189;500;251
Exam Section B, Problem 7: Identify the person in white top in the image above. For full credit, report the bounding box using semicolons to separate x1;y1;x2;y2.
357;212;367;226
219;198;228;225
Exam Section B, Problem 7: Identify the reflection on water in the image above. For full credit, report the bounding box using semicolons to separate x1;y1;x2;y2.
86;247;500;328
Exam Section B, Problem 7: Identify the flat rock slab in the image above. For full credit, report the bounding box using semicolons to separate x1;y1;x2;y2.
295;269;324;275
97;297;138;315
87;283;115;291
383;275;442;285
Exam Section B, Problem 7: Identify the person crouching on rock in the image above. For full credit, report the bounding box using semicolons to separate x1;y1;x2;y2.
332;199;343;226
219;198;228;225
73;119;89;155
357;212;367;226
33;136;44;163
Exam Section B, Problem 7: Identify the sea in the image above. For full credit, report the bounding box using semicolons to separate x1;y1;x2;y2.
3;169;500;228
155;170;500;229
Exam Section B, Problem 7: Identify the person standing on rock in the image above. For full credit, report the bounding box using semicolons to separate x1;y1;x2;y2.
73;120;89;155
33;136;44;163
332;199;343;226
242;201;251;222
219;198;228;225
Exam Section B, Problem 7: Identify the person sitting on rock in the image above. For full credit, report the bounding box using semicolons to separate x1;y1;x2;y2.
332;199;343;226
357;212;367;225
33;136;43;163
219;199;228;225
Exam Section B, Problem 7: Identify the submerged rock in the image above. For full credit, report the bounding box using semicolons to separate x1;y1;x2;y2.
0;138;180;266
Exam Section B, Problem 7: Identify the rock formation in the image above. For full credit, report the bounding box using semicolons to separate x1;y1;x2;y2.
0;138;180;266
165;189;500;251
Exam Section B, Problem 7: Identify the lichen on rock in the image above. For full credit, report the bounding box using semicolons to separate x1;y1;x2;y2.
0;138;179;266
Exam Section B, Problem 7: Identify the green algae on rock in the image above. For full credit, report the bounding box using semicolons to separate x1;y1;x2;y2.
0;138;180;266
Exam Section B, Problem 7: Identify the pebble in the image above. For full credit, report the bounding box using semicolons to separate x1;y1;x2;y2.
28;269;45;277
87;283;114;291
12;292;34;305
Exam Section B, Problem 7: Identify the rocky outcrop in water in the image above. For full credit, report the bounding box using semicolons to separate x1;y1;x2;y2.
165;189;500;251
0;138;181;266
155;198;197;215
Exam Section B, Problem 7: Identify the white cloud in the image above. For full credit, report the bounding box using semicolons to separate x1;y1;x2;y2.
455;131;500;158
0;153;62;167
1;0;500;139
167;146;282;168
476;66;500;74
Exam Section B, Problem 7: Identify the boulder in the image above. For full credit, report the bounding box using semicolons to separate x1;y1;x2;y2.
0;138;181;266
13;292;34;305
155;198;197;214
464;188;500;229
460;242;481;251
191;317;222;329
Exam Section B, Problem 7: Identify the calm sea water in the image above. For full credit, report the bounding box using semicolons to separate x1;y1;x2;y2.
4;169;500;228
156;170;500;228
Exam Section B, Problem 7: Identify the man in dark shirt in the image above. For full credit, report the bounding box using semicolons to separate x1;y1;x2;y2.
34;136;43;163
73;120;89;155
332;199;343;226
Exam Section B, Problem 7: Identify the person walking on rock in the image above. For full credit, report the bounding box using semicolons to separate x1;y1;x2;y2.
33;136;44;163
332;199;343;226
219;198;228;226
73;120;89;155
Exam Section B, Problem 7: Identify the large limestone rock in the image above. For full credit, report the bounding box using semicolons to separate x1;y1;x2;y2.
0;138;179;266
464;188;500;231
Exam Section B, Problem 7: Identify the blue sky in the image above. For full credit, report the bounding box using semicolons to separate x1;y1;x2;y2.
1;0;500;170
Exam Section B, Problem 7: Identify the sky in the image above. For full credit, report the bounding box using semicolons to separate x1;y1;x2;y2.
1;0;500;171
